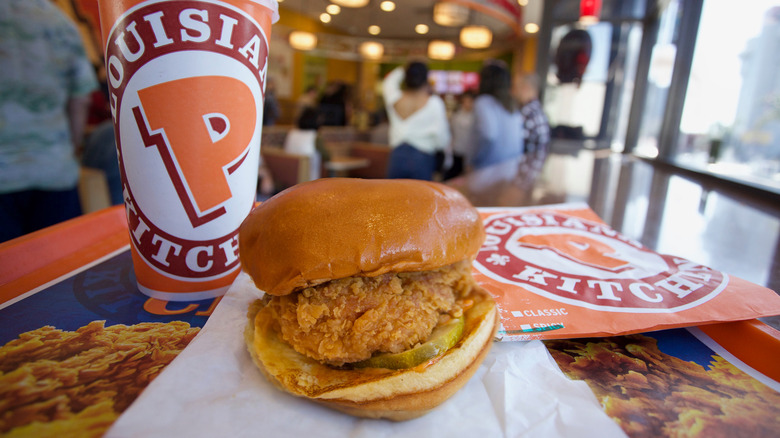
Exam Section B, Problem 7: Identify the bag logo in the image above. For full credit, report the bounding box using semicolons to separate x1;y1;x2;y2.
105;0;268;279
475;212;728;312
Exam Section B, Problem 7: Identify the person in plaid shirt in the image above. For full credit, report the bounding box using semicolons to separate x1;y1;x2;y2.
514;73;550;171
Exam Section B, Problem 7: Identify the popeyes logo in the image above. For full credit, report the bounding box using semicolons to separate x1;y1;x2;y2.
475;212;729;312
105;0;267;279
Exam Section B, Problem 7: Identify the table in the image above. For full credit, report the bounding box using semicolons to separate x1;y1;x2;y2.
1;155;779;437
324;156;370;177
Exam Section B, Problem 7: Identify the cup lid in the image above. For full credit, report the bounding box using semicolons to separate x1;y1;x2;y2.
249;0;279;23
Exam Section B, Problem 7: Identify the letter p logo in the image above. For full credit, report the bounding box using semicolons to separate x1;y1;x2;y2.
519;234;628;270
133;76;257;227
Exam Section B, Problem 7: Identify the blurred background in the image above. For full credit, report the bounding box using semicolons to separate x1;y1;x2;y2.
56;0;780;193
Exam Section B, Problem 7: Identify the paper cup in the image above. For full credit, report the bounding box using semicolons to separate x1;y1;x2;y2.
97;0;278;301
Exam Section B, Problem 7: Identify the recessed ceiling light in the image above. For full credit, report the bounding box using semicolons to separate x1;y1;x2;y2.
326;4;341;15
428;40;455;60
524;22;539;34
415;24;429;34
517;0;529;6
368;25;381;35
320;13;332;23
380;1;395;12
332;0;369;7
359;41;384;59
460;25;492;49
289;31;317;51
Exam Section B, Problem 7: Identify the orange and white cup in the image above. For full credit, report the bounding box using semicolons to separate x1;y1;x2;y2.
97;0;278;301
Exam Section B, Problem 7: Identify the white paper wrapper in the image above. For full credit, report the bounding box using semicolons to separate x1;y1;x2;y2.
106;273;627;438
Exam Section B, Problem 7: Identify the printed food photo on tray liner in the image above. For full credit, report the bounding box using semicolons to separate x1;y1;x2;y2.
0;250;217;437
473;203;780;437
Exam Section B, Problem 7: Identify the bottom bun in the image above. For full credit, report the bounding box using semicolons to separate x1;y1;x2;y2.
245;287;498;421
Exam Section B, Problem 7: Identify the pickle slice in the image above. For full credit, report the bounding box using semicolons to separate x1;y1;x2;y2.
352;316;465;369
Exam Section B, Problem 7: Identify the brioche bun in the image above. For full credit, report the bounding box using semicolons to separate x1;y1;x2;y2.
239;178;496;420
245;287;498;421
238;178;486;296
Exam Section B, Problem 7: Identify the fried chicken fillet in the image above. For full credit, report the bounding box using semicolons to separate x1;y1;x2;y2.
263;261;474;366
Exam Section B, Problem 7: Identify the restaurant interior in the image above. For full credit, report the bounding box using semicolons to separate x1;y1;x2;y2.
56;0;780;327
2;1;780;436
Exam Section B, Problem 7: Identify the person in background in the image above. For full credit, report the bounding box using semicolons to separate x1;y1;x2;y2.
0;0;98;243
283;107;328;181
470;61;524;170
513;72;550;170
318;81;352;126
263;77;280;126
82;63;122;206
444;91;477;180
383;62;450;180
295;85;319;120
81;121;122;206
87;64;111;127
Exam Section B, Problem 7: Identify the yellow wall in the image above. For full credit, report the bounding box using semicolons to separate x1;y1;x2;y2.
512;36;538;74
521;36;538;72
276;6;360;105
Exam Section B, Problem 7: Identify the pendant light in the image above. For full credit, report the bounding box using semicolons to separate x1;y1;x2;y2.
428;40;455;60
289;30;317;51
433;2;468;27
332;0;369;7
460;25;492;49
288;0;317;51
359;41;384;60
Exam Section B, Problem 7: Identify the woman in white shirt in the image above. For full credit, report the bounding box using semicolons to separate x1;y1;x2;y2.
383;62;451;180
283;107;326;181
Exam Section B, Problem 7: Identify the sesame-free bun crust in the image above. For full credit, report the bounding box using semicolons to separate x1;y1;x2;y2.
245;286;498;421
238;178;485;296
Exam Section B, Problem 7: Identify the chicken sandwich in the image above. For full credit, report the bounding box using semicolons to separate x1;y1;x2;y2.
239;178;497;420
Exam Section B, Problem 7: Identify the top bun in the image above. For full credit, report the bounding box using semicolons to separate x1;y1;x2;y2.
238;178;485;296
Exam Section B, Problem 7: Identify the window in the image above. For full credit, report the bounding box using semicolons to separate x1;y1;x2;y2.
676;1;780;192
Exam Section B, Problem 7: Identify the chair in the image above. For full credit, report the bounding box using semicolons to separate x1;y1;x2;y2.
347;142;391;179
261;147;311;191
261;125;292;148
78;167;112;213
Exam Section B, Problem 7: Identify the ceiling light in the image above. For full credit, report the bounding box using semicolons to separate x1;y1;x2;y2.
320;13;331;23
368;25;381;35
517;0;528;6
433;2;468;27
428;40;455;60
524;23;539;34
331;0;369;8
288;30;317;51
460;25;492;49
415;24;429;35
359;41;384;60
380;1;395;12
326;4;341;15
